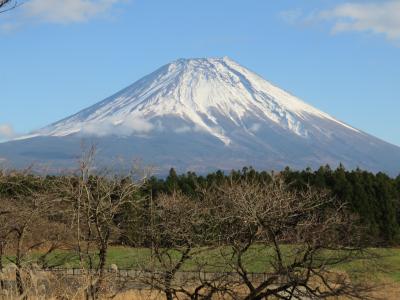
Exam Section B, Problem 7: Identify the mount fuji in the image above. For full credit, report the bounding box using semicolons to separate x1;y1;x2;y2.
1;57;400;175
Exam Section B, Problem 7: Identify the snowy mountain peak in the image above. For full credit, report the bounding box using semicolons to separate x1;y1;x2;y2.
5;57;400;175
32;57;358;145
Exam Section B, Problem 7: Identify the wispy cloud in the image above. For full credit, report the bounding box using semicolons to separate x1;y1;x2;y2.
0;0;127;31
174;126;191;134
23;0;123;24
320;1;400;41
281;1;400;42
249;123;261;133
81;116;156;137
0;123;16;141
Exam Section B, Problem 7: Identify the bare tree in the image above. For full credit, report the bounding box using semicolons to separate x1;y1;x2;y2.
0;172;70;299
202;178;377;300
0;170;9;290
141;191;231;300
61;147;147;299
0;208;10;291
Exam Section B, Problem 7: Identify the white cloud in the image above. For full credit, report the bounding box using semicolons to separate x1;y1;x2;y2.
123;117;154;133
80;117;155;137
249;123;261;133
24;0;121;23
21;0;124;24
319;1;400;41
0;0;127;31
174;126;191;134
280;1;400;42
0;124;15;141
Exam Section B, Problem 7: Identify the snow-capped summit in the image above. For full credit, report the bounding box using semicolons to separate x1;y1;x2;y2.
2;57;400;175
35;57;356;144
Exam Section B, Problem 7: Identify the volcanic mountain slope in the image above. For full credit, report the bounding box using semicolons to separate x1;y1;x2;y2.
1;57;399;175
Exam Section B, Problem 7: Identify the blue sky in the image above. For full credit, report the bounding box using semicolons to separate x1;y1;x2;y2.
1;0;399;145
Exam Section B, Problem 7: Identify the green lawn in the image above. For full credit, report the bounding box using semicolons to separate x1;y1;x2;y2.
10;246;400;282
107;246;400;282
35;245;275;272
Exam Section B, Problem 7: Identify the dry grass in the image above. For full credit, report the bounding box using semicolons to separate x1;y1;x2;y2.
2;265;400;300
363;278;400;300
110;284;400;300
113;290;163;300
2;285;400;299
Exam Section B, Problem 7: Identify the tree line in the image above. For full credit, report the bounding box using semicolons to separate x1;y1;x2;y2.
142;165;400;245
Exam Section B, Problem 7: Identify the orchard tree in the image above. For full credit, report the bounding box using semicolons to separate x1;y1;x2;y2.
0;172;70;299
61;146;147;300
203;179;377;300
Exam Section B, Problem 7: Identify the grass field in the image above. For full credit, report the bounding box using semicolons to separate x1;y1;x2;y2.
103;247;400;300
23;245;400;283
3;246;400;299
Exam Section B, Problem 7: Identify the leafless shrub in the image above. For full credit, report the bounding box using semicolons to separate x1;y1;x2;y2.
0;171;71;299
202;178;377;300
140;191;233;300
59;146;147;300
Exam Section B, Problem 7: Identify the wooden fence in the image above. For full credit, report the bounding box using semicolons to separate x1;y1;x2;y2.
42;267;272;283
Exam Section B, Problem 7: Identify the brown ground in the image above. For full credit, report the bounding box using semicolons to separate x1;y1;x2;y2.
112;284;400;300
